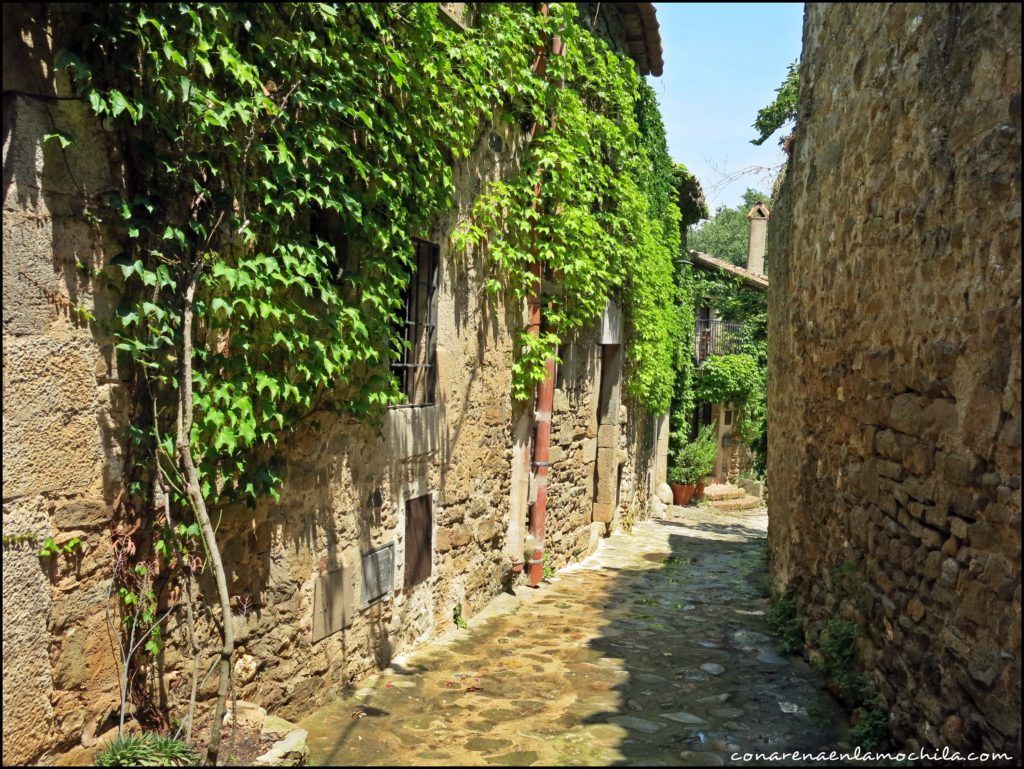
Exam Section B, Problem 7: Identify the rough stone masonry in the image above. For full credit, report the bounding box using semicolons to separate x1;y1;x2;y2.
768;2;1021;757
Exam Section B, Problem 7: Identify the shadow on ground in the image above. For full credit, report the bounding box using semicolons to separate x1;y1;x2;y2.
299;507;849;766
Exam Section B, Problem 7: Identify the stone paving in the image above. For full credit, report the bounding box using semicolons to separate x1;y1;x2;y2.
299;505;850;766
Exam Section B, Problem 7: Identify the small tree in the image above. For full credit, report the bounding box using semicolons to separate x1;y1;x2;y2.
751;60;799;147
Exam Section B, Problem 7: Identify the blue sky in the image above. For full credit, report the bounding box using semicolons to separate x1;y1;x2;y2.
647;3;805;212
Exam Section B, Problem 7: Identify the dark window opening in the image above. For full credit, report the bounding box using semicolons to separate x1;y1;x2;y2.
555;343;567;390
597;344;622;425
724;409;733;426
404;494;433;589
691;401;714;441
392;239;439;406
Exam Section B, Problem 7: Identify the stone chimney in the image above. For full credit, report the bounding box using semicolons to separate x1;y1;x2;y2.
746;202;770;275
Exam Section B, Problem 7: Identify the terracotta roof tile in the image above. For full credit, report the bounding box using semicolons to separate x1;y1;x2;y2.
617;3;664;77
688;250;769;290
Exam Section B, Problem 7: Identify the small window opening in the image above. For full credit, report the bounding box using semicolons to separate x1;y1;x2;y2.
392;239;439;406
404;494;433;588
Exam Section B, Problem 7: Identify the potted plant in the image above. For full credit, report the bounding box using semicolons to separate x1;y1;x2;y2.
669;425;718;505
668;463;696;505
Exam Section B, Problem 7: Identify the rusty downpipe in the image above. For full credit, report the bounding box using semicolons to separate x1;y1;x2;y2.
525;3;564;588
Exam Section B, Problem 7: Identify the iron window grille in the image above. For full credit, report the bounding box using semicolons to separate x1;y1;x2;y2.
391;239;439;407
694;318;745;365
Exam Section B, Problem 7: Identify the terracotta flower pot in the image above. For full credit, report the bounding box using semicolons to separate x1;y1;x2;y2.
670;482;695;506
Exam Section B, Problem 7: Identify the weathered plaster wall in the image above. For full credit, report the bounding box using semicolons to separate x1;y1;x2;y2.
768;2;1021;755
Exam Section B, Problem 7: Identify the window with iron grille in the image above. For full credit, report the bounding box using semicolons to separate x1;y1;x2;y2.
404;494;433;588
392;239;439;406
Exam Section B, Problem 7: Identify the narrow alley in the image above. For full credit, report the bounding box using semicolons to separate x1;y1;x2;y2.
300;504;848;766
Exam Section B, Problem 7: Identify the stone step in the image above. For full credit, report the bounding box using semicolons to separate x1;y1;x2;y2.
708;494;763;512
702;483;746;502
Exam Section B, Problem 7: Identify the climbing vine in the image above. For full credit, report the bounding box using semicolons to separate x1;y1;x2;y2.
454;14;684;410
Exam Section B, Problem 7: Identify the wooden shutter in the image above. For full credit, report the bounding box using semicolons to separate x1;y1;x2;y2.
404;495;432;588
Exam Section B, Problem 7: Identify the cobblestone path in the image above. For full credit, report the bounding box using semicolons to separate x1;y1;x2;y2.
300;505;849;766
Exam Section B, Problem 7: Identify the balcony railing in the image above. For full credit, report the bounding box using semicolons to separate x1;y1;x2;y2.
694;319;744;365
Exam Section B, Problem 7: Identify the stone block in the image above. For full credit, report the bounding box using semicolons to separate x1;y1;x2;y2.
552;388;570;413
3;336;105;499
224;701;267;730
938;451;984;487
906;598;925;623
449;524;471;549
887;393;927;436
592;502;615;523
382;405;438;460
923;398;958;439
255;727;309;766
948;516;969;540
597;423;619;449
52;498;110;530
435;527;452;554
961;383;1003;457
877;459;902;480
261;714;298;741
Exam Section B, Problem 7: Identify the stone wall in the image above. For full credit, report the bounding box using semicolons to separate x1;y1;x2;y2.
3;5;129;763
2;7;665;764
768;2;1021;756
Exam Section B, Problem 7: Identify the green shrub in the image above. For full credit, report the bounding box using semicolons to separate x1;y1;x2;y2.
817;617;893;749
821;617;865;703
850;698;890;751
669;424;717;485
768;593;804;654
94;734;198;767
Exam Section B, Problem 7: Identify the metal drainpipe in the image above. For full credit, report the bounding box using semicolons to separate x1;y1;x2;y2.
525;4;564;588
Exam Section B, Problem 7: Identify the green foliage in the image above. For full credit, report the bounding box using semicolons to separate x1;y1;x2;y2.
820;618;866;703
3;531;39;547
94;733;198;767
455;16;683;412
621;82;685;413
688;188;770;267
768;592;804;654
38;536;83;558
751;60;799;147
693;353;762;407
65;4;543;506
672;163;709;231
453;604;468;630
850;697;890;751
66;2;685;512
542;553;556;581
669;423;717;485
819;617;891;749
